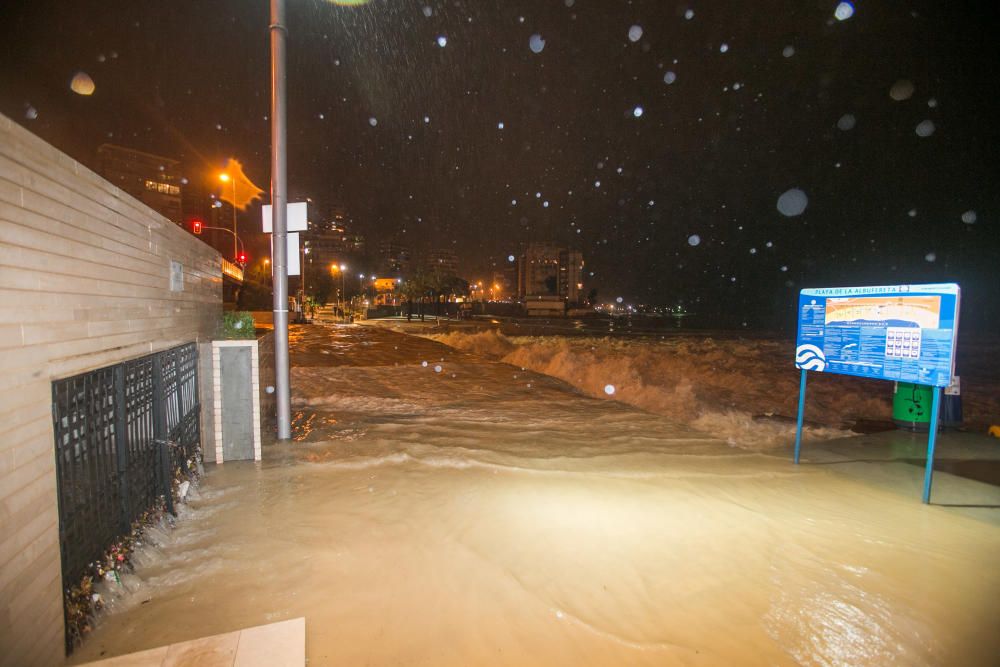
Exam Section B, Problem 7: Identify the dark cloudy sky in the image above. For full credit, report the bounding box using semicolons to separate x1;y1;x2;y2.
1;1;998;327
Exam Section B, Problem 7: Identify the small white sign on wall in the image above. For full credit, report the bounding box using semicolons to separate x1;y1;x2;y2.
169;260;183;291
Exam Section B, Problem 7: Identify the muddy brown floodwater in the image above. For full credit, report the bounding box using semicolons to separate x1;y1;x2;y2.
70;324;1000;666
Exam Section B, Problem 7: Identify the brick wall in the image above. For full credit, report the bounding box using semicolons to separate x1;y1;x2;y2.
0;114;222;665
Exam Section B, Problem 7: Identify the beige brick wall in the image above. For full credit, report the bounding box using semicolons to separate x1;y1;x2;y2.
0;114;222;666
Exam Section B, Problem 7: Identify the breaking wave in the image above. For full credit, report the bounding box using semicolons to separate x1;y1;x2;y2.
424;330;894;449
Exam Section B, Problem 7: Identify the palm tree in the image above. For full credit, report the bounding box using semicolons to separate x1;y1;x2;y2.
399;273;428;322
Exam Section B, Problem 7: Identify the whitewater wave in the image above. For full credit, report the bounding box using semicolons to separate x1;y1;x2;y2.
424;330;883;449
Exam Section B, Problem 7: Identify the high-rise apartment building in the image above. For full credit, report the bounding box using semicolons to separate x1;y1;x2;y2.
517;243;585;303
96;144;183;223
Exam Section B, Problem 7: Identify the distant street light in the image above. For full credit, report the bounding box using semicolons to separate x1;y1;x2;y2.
330;263;348;318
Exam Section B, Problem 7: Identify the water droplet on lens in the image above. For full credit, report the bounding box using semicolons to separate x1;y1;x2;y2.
777;188;809;217
834;2;855;21
890;79;915;101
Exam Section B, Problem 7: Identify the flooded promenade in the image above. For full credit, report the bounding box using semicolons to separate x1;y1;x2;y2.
70;324;1000;666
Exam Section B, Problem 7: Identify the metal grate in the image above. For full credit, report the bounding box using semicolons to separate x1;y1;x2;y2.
52;342;200;652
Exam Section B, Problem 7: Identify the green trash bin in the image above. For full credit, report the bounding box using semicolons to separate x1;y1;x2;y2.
893;381;933;431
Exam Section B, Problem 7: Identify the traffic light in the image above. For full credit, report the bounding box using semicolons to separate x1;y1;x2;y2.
238;252;247;265
192;219;203;234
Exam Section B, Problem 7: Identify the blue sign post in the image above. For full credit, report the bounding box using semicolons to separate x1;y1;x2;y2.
792;283;961;503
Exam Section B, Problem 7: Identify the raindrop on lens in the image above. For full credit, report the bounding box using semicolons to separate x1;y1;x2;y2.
437;36;447;47
434;365;442;373
529;34;546;54
925;252;936;262
604;384;616;395
837;114;856;131
961;210;977;224
688;234;701;246
70;71;95;95
915;120;935;137
777;188;809;217
663;71;677;84
628;25;643;42
834;2;854;21
633;106;643;117
889;79;915;101
782;45;795;58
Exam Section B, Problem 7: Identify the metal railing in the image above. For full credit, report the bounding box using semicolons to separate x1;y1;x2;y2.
51;343;200;651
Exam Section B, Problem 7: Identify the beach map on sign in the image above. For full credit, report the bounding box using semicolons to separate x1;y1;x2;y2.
794;284;960;387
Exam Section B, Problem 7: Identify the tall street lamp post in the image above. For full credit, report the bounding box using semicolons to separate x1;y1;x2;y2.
218;172;238;260
339;263;346;318
270;0;291;440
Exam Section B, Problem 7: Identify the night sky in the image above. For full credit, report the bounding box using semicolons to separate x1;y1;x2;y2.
1;1;998;328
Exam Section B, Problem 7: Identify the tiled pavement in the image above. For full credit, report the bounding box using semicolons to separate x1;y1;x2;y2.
77;618;305;667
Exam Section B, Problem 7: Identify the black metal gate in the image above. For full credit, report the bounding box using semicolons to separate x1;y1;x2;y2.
51;342;200;651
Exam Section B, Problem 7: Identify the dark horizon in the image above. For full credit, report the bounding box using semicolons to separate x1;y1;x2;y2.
1;0;998;329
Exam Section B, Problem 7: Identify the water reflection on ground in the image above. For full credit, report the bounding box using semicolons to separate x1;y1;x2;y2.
70;324;1000;667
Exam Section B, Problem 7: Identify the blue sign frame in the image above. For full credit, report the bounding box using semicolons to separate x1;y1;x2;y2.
791;283;961;503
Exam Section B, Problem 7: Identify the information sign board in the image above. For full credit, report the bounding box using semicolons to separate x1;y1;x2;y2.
794;283;960;388
261;202;309;233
